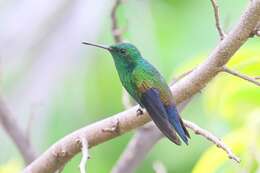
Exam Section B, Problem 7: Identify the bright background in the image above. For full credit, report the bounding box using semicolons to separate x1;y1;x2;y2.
0;0;259;173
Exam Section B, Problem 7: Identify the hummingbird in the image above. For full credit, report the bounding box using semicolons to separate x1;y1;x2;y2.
82;42;190;145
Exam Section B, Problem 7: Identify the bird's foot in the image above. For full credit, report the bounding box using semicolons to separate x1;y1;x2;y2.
136;107;144;116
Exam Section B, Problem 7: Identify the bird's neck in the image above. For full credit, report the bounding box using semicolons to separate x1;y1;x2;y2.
114;59;135;74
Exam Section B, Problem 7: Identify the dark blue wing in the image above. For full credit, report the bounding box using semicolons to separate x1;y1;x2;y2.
140;88;181;145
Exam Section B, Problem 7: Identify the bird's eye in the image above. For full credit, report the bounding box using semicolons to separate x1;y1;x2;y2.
120;49;127;55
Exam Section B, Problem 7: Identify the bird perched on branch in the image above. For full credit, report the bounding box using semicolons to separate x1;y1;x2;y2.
82;42;190;145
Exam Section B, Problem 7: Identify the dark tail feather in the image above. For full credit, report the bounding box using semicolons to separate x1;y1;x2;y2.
165;105;190;145
140;89;181;145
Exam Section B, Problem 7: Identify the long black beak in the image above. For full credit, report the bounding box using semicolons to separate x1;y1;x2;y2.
82;42;111;51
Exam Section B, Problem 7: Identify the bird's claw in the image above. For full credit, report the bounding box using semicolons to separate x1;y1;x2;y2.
136;108;144;116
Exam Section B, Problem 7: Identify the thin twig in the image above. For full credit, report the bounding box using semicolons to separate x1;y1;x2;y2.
222;66;260;86
153;161;167;173
184;120;240;163
111;0;123;43
255;76;260;80
210;0;226;40
79;136;89;173
0;96;37;164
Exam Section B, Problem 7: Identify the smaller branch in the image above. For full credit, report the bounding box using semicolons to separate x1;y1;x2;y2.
79;136;89;173
210;0;226;40
222;66;260;86
255;76;260;80
111;0;123;43
184;120;240;163
153;161;167;173
0;96;37;164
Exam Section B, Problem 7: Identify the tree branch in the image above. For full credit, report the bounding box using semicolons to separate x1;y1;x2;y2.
222;66;260;86
23;1;260;173
111;0;123;43
0;96;37;164
210;0;226;40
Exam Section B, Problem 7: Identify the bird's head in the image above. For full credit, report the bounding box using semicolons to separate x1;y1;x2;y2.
82;42;142;69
